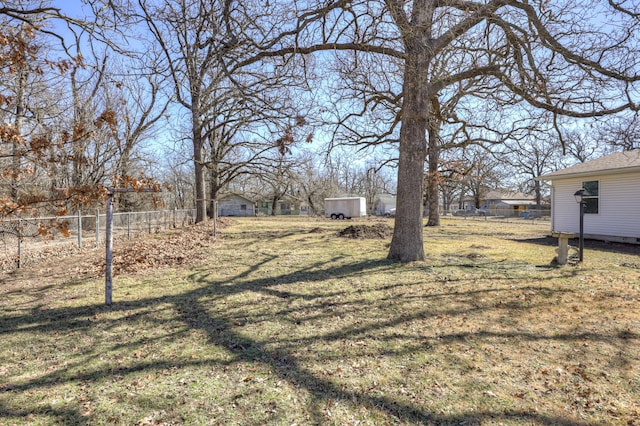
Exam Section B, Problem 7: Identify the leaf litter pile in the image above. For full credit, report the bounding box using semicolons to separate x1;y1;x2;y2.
93;219;232;275
0;218;233;289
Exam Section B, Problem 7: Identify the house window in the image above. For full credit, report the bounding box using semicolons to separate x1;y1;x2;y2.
240;204;247;211
582;181;599;214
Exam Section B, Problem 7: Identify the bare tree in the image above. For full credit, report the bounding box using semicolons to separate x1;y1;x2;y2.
244;0;640;261
460;147;504;210
103;55;172;210
0;7;89;218
258;150;295;216
0;2;165;223
596;114;640;152
135;0;311;223
290;151;338;216
500;131;562;208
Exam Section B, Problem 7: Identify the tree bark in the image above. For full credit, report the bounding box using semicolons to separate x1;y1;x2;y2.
208;160;220;219
387;64;430;260
11;65;27;201
193;130;206;223
386;1;434;262
426;119;441;227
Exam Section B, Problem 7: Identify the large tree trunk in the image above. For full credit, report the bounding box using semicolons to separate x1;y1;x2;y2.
387;60;430;261
426;120;441;227
534;179;542;210
307;194;317;215
11;65;27;201
387;121;428;261
387;1;434;262
115;144;133;211
208;161;220;219
193;132;206;223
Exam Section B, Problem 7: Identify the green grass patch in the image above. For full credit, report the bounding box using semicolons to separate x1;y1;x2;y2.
1;217;639;425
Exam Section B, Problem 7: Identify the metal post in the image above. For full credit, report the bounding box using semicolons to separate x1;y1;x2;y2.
105;193;113;306
127;212;131;240
213;200;217;240
77;210;83;249
95;209;100;246
579;199;584;262
17;237;22;269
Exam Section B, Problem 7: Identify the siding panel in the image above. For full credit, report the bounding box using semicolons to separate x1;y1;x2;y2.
551;171;640;239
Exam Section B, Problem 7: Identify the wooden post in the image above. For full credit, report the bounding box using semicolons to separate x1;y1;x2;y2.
105;193;114;306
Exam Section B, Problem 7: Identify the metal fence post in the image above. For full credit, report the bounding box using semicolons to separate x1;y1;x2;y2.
95;209;100;246
77;210;83;249
127;212;131;240
213;200;218;240
17;236;22;269
105;193;113;306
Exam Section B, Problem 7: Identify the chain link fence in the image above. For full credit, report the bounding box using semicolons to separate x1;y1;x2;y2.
0;209;196;271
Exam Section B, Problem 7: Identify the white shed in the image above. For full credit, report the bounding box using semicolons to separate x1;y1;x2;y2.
537;149;640;244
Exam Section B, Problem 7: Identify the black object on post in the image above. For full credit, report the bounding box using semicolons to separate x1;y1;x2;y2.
573;189;587;262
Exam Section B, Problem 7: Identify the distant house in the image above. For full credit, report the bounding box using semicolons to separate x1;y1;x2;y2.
218;193;255;217
481;191;538;217
537;149;640;244
458;191;537;217
255;196;306;216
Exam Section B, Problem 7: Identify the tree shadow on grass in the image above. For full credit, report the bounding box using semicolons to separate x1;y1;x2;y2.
0;403;91;426
1;254;634;425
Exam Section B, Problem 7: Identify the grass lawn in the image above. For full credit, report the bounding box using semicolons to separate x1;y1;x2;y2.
1;216;639;425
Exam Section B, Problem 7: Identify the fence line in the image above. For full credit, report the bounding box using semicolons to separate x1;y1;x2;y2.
447;208;551;220
0;209;196;271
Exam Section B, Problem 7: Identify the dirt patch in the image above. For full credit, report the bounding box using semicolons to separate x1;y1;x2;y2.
337;224;393;239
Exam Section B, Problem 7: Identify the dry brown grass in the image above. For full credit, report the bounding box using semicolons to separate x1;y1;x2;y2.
0;216;638;425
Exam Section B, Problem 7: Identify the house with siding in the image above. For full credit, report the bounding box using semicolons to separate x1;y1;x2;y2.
537;149;640;244
480;191;538;217
217;193;255;217
457;191;539;217
255;196;305;215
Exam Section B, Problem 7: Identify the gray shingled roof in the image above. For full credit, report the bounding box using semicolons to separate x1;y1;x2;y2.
538;149;640;180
